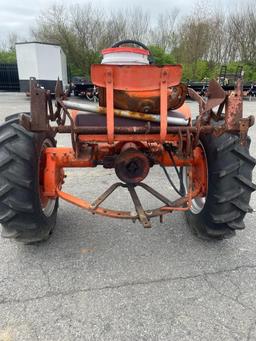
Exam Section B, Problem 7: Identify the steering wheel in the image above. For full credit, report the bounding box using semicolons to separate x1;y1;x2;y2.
111;40;154;64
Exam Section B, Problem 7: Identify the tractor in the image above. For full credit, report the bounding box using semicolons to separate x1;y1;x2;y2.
0;40;255;243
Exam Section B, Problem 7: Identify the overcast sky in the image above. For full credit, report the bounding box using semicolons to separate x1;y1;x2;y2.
0;0;254;45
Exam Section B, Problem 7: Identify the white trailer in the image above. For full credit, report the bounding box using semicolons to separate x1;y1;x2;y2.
16;42;68;93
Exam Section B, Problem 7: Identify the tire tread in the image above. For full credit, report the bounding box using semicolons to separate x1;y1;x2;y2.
0;115;57;243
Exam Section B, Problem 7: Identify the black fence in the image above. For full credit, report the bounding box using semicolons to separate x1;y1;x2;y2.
0;64;20;91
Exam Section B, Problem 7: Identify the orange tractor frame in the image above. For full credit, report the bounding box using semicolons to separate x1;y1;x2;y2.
42;64;207;223
0;41;255;243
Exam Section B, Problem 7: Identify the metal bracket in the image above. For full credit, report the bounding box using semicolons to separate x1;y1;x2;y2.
106;69;114;144
160;69;168;142
30;80;49;131
89;181;186;228
239;116;255;146
127;185;151;228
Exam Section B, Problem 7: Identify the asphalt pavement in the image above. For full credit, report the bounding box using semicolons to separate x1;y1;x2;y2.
0;92;256;341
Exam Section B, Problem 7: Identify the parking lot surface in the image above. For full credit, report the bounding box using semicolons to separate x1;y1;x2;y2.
0;92;256;341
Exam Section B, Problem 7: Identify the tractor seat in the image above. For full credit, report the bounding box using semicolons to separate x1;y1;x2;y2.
75;110;189;128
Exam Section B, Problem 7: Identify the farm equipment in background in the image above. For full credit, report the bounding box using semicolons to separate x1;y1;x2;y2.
0;40;255;244
247;83;256;99
188;65;255;98
72;76;98;101
218;65;244;88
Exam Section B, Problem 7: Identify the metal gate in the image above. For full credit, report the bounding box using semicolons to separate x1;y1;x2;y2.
0;64;20;91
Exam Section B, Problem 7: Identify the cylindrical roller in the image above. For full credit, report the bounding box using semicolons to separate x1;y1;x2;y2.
62;100;189;126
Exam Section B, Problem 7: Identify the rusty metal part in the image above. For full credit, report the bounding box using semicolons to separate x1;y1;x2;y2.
55;78;64;98
139;183;173;206
127;185;151;228
19;113;31;130
90;182;122;209
57;99;76;150
43;145;204;196
189;80;226;126
56;187;186;221
62;100;189;126
115;148;150;184
188;80;226;117
41;142;208;228
225;79;243;130
54;124;215;135
26;66;252;149
43;145;196;188
30;80;49;131
47;91;55;121
239;116;255;146
205;80;226;113
91;64;185;146
21;59;255;229
56;181;199;228
29;78;67;132
177;129;183;156
98;83;187;114
214;100;225;121
188;87;206;114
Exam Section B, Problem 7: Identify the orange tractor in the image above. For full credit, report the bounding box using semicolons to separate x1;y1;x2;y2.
0;40;255;243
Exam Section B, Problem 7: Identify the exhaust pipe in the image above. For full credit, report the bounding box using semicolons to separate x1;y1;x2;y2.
62;100;189;126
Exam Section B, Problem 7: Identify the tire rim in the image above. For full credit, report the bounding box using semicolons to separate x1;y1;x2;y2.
39;139;56;217
183;144;208;215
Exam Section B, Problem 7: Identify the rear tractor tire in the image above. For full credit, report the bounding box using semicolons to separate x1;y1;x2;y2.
184;132;256;239
0;114;58;243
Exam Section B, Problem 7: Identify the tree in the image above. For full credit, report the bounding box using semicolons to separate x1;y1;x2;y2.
0;33;20;64
0;50;16;64
150;10;179;51
149;45;176;65
29;1;256;81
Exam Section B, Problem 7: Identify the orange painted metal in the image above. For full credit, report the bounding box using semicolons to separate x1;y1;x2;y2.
161;189;200;212
57;189;134;219
98;84;187;114
56;189;173;219
69;65;191;145
44;145;193;172
160;69;168;142
43;147;94;197
91;65;182;91
106;68;114;143
39;145;53;208
41;63;208;222
160;145;207;212
41;142;208;221
192;145;208;197
91;64;183;144
43;144;206;194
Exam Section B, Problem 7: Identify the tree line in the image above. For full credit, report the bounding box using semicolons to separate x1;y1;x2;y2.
1;1;256;81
